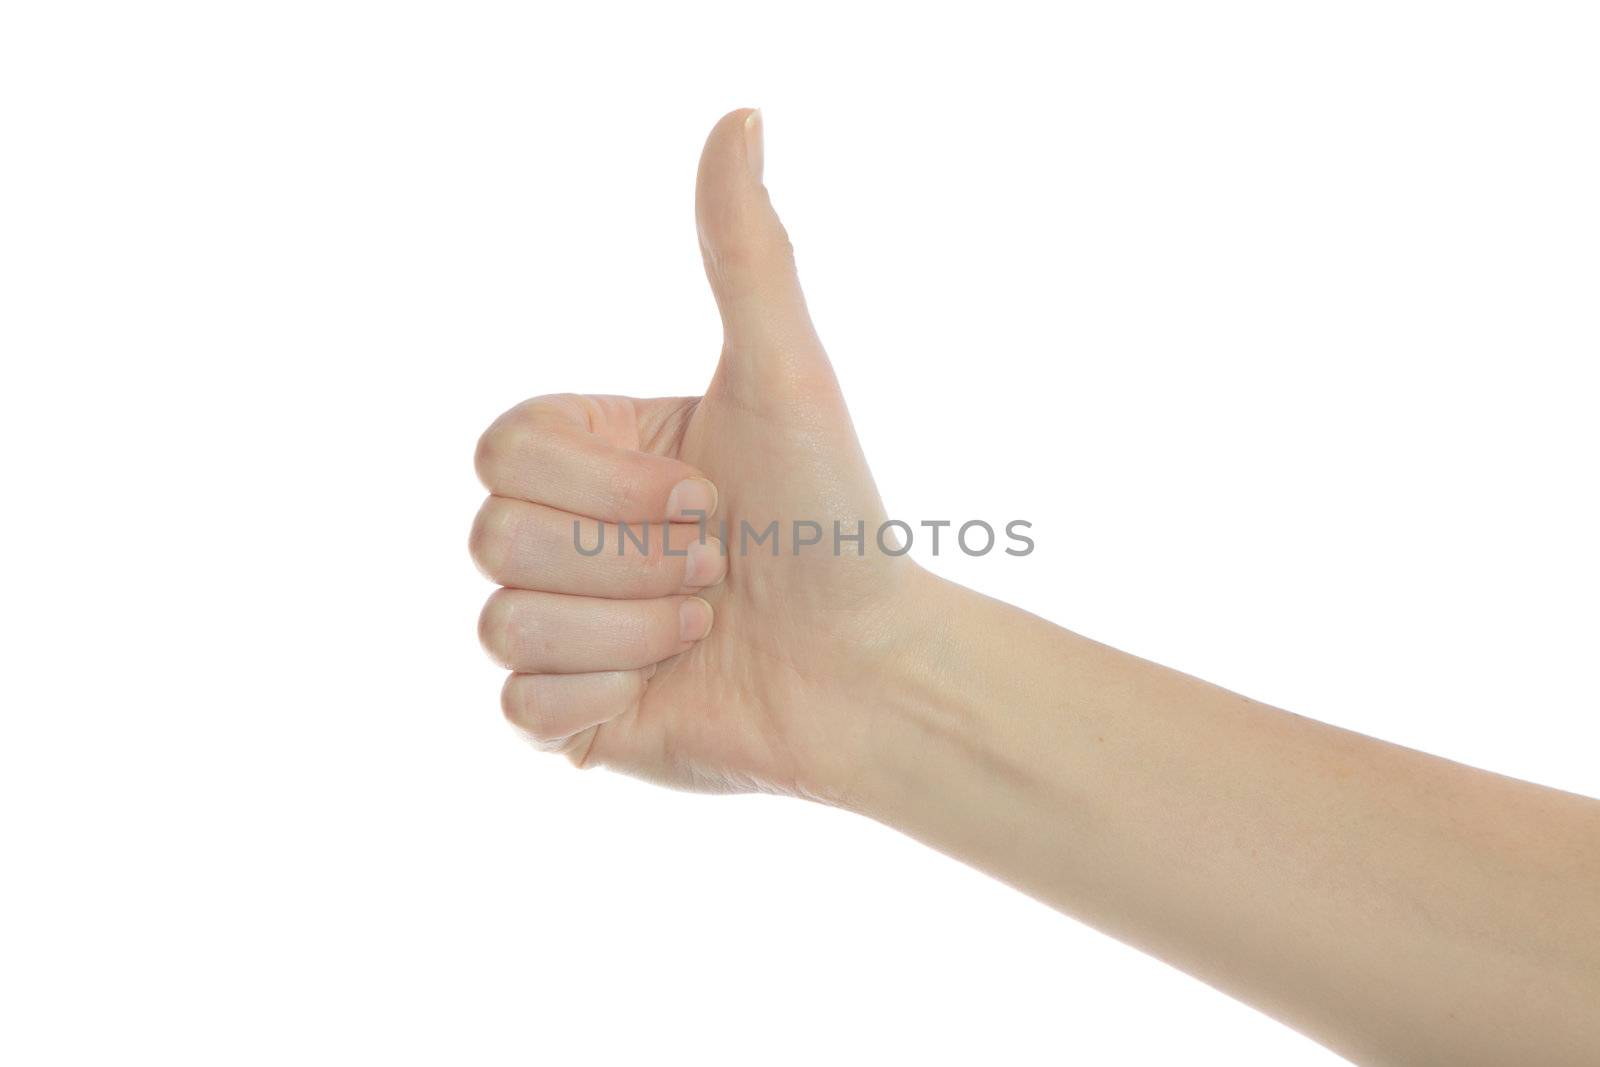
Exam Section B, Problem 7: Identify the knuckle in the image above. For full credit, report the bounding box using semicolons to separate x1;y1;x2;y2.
499;674;531;726
526;392;584;416
501;676;571;748
474;424;516;491
477;590;522;668
621;613;664;666
628;537;676;592
602;453;675;523
600;469;644;521
468;498;514;582
474;408;549;493
607;516;656;576
651;559;684;597
473;419;509;487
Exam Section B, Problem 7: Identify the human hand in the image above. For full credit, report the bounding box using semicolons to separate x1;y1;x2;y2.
468;110;1600;1067
472;110;929;799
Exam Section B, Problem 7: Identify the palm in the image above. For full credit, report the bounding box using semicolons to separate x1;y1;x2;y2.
582;365;905;795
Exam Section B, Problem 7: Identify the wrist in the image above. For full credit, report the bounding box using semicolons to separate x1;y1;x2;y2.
803;571;1032;817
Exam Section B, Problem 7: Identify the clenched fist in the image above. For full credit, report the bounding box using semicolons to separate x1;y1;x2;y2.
471;110;929;800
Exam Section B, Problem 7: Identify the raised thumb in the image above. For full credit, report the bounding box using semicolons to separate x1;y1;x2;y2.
695;109;835;401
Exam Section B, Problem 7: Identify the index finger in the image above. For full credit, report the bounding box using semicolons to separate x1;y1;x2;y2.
474;394;717;524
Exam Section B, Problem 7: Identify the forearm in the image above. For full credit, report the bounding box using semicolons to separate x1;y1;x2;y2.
842;573;1600;1066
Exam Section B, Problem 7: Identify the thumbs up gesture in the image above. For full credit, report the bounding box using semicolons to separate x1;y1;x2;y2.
472;110;922;799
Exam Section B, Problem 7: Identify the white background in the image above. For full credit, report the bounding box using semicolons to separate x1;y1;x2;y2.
3;3;1597;1064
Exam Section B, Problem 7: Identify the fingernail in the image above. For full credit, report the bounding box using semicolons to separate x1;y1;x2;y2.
666;477;717;521
679;597;714;642
744;109;763;182
684;537;726;588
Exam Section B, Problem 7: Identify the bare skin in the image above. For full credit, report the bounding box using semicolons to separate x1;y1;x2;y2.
470;109;1600;1065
